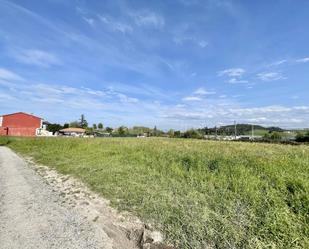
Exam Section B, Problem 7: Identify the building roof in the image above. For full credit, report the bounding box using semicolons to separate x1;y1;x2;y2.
0;112;42;120
59;128;86;133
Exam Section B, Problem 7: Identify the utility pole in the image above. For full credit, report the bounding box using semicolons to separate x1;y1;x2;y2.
252;124;254;139
234;121;237;139
215;126;217;139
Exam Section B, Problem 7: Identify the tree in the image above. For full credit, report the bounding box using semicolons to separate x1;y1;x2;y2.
93;124;97;130
105;127;113;133
69;121;80;128
183;129;202;139
153;126;158;136
167;129;175;138
295;131;309;142
174;130;181;138
47;123;62;134
263;133;270;140
63;123;69;129
98;123;103;130
79;114;88;128
270;132;282;141
118;126;128;136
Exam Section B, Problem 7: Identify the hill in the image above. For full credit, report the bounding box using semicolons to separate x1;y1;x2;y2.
199;124;284;136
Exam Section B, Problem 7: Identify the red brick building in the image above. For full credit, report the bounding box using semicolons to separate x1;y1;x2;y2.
0;112;43;137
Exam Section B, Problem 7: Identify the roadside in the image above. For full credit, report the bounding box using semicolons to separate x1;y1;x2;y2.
0;147;165;249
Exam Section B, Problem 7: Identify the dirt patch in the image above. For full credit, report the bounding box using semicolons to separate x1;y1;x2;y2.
25;158;172;249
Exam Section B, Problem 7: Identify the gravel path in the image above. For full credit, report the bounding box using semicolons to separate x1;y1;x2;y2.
0;146;113;249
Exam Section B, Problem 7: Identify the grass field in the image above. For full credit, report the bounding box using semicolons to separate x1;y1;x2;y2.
1;137;308;248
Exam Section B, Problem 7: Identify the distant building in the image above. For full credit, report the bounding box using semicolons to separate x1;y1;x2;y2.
0;112;46;137
59;127;86;137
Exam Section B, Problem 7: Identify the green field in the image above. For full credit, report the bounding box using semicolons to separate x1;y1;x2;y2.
1;137;308;248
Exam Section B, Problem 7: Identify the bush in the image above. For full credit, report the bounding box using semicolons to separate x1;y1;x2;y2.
183;129;202;139
295;132;309;142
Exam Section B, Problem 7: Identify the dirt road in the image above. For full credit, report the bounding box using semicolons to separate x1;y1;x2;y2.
0;146;116;249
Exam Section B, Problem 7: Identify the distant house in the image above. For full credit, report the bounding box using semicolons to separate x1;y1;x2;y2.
0;112;46;137
59;127;86;137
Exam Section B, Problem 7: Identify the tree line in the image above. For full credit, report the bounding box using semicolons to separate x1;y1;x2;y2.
46;115;308;142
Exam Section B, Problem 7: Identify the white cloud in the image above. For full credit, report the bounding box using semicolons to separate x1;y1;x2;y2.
162;103;309;128
198;40;208;48
294;106;309;111
0;92;16;100
1;68;308;129
181;88;216;102
0;70;141;116
268;60;287;67
113;23;133;33
218;68;245;77
193;88;216;95
257;72;286;81
173;36;208;48
182;96;202;101
13;49;61;68
0;68;24;81
98;15;133;34
296;57;309;63
131;11;165;28
162;112;206;120
117;93;139;103
228;78;248;84
83;17;95;26
229;105;292;114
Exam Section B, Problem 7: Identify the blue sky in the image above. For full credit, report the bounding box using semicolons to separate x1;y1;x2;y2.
0;0;308;129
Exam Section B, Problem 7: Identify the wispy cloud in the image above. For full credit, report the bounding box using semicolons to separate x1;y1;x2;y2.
1;67;308;128
131;10;165;29
296;57;309;63
173;35;208;48
257;72;286;81
162;102;309;128
98;15;133;34
228;78;248;84
193;87;216;95
12;49;61;68
218;68;245;77
83;17;95;26
198;40;208;48
218;68;249;85
0;68;140;109
0;68;24;81
182;96;202;101
268;59;287;67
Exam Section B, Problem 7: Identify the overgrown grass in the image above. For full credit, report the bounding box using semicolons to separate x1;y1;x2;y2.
1;136;308;248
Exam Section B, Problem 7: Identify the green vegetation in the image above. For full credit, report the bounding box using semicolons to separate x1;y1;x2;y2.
47;117;304;142
244;129;268;136
199;124;284;136
296;131;309;142
1;137;308;248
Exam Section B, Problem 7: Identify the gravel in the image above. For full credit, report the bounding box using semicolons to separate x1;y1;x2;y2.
0;146;113;249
